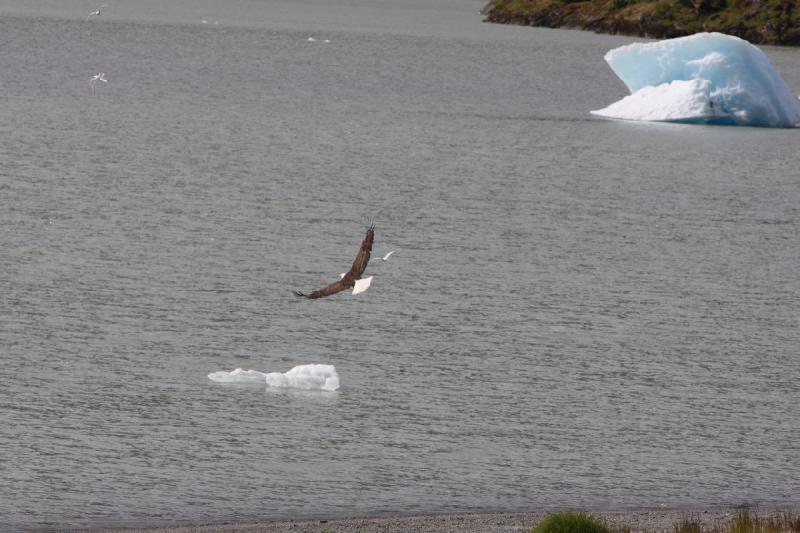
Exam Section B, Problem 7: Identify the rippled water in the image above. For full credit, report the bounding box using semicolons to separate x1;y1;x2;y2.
1;1;799;529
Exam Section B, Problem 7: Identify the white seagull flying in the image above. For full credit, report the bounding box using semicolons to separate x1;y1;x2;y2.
90;72;107;95
381;250;395;261
86;4;108;19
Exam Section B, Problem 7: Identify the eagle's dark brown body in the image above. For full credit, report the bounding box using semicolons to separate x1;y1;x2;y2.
295;225;374;299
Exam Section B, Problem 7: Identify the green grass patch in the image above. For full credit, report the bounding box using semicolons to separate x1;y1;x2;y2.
531;510;800;533
674;516;703;533
729;508;800;533
532;512;612;533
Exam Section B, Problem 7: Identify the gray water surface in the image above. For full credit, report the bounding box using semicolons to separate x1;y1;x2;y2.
1;1;799;529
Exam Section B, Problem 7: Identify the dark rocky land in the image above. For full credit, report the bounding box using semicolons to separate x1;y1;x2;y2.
482;0;800;46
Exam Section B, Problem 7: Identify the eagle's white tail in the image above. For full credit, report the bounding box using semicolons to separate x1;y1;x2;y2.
352;276;373;295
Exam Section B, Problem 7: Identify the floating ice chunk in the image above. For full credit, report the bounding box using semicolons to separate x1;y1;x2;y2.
593;78;721;123
208;364;339;391
592;32;800;127
207;368;268;383
264;364;339;391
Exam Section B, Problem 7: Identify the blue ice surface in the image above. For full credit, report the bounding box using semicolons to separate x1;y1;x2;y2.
593;32;800;127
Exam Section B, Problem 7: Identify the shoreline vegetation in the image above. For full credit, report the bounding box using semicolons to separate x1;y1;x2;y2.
480;0;800;46
83;506;800;533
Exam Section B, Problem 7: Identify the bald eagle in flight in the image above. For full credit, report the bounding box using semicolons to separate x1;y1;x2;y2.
294;224;374;299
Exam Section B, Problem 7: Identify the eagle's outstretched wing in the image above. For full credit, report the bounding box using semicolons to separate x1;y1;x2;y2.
348;224;374;279
293;278;352;299
295;224;375;299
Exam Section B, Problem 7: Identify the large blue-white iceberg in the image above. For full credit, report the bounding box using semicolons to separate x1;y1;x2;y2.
592;32;800;127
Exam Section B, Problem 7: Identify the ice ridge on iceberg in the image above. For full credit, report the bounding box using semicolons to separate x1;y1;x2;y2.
591;32;800;128
208;364;339;391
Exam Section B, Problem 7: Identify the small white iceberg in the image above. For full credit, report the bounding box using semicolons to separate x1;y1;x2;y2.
592;32;800;127
208;364;340;391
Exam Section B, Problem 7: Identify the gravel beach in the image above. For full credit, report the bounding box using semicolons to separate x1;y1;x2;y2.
78;507;800;533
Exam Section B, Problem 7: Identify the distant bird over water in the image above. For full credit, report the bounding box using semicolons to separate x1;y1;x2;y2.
86;3;108;20
381;250;395;261
295;224;375;299
89;72;107;95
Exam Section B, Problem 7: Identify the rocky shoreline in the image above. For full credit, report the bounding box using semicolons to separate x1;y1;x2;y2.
77;506;800;533
481;0;800;46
